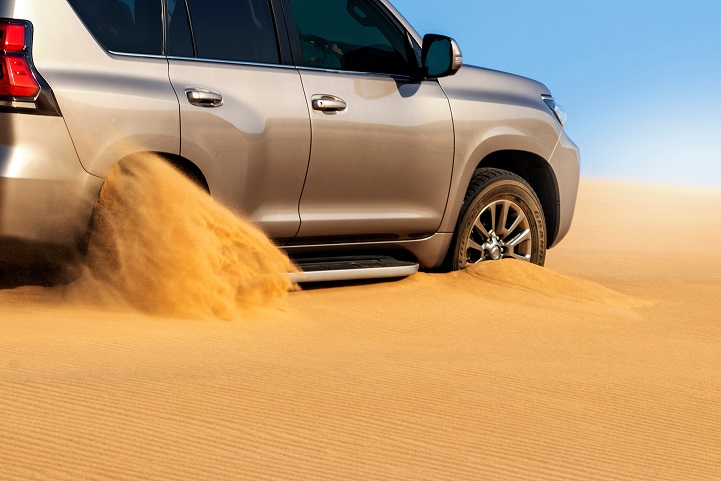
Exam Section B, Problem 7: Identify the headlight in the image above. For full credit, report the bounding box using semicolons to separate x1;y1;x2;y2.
542;95;568;127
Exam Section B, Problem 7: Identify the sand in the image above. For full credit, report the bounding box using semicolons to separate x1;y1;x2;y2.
1;178;720;480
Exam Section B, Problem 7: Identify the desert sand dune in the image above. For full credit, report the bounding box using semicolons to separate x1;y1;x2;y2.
1;175;720;480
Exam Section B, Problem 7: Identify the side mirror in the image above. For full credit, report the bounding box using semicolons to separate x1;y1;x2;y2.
421;34;463;78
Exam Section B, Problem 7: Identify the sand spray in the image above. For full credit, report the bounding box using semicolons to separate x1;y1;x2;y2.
69;153;297;319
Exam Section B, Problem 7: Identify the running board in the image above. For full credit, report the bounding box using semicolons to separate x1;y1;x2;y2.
289;255;419;283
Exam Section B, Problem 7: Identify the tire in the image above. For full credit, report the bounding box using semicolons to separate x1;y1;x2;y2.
451;168;546;270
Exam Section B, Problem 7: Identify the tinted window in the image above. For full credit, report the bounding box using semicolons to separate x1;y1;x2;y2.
68;0;163;55
186;0;279;64
288;0;415;76
166;0;194;57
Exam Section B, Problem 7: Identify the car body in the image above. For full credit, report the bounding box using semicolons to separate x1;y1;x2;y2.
0;0;579;280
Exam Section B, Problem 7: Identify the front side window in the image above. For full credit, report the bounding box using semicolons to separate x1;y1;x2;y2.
68;0;163;55
288;0;416;76
185;0;280;64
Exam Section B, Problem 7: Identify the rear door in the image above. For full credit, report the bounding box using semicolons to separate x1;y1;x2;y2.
166;0;311;240
284;0;455;242
55;0;179;177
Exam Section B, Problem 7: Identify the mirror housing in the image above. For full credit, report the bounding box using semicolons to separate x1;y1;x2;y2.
421;34;463;78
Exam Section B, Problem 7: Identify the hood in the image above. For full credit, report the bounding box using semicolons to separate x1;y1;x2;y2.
438;64;552;110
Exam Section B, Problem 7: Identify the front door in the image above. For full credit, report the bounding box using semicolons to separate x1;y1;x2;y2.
286;0;455;241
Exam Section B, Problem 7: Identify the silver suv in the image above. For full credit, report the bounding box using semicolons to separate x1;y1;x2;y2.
0;0;579;282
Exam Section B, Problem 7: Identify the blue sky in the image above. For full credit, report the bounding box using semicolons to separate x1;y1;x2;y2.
392;0;721;187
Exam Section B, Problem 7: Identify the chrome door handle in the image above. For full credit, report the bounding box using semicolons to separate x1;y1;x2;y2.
186;88;223;107
311;95;347;112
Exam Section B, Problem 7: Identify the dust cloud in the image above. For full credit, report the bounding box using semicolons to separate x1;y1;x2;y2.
67;154;297;319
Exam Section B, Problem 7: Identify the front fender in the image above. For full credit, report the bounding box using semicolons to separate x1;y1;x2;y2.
437;65;564;233
438;113;561;234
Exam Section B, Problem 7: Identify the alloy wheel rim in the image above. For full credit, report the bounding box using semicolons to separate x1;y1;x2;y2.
465;199;532;263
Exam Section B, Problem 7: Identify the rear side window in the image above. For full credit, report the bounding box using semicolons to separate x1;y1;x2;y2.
68;0;163;55
185;0;279;64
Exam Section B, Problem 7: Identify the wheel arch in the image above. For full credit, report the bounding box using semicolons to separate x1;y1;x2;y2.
476;150;560;248
152;152;210;193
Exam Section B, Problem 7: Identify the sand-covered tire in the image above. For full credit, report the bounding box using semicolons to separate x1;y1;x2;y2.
451;168;546;270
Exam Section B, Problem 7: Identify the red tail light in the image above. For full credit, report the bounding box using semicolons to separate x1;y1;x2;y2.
1;56;39;97
1;23;26;52
0;21;40;99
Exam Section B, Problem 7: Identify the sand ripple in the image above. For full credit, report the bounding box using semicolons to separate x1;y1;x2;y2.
2;179;720;480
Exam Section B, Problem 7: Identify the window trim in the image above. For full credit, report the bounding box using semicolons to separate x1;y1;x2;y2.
163;55;300;70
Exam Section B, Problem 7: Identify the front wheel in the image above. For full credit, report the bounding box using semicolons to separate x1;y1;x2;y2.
451;168;546;270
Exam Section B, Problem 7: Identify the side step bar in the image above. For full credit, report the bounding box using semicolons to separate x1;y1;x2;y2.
289;255;419;284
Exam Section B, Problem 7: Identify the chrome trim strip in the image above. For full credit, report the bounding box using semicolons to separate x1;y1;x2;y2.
107;51;167;60
166;56;297;69
105;52;415;77
289;263;419;283
295;65;415;80
107;51;296;70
